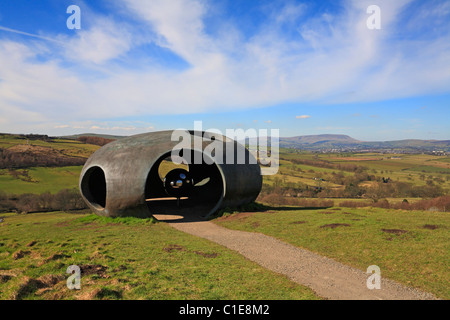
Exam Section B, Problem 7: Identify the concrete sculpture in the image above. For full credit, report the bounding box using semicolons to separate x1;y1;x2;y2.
79;130;262;219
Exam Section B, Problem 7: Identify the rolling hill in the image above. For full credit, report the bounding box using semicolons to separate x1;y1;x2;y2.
279;135;450;152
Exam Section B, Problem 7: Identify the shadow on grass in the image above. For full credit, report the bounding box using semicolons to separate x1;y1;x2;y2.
208;202;333;220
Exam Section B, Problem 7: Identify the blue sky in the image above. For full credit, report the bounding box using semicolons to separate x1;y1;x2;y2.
0;0;449;141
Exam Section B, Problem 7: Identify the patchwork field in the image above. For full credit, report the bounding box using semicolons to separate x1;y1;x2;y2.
0;135;449;300
0;135;99;159
276;150;450;191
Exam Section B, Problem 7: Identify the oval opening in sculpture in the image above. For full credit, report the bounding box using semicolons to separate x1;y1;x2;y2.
145;150;224;219
80;166;107;209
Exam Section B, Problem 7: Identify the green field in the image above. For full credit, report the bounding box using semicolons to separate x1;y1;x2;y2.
215;207;450;299
275;151;450;192
1;136;449;300
0;166;83;195
0;135;99;158
0;212;318;300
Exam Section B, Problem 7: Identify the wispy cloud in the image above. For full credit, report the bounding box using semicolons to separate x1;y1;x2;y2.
0;0;449;135
0;25;63;44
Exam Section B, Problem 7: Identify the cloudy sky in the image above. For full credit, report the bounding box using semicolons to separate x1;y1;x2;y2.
0;0;449;141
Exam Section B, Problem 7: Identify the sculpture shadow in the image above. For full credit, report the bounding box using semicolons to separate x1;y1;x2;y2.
150;202;334;223
147;198;215;223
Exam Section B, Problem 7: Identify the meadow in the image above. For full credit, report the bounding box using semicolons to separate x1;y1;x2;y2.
0;135;449;300
0;212;318;300
0;166;82;195
215;207;450;299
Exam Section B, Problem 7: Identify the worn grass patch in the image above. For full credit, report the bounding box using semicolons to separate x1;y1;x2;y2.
0;212;319;300
215;207;450;299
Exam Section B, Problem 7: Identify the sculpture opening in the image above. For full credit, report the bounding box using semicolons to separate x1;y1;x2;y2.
80;166;106;209
145;150;224;220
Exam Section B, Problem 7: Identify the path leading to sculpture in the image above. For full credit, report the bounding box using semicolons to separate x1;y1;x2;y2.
155;214;438;300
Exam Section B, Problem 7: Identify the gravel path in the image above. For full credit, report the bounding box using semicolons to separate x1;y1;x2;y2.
155;214;438;300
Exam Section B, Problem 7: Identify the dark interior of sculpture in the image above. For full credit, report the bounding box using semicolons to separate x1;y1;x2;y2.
145;149;224;219
80;166;107;209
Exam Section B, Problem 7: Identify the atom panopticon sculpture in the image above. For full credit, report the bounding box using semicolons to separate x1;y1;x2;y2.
79;130;262;219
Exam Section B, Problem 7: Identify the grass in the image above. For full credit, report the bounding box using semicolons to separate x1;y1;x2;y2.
273;152;450;191
0;166;83;194
214;207;450;299
0;135;99;159
1;140;448;300
0;212;319;300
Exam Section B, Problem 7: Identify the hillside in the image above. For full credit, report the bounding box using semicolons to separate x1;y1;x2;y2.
279;135;450;152
282;134;360;145
0;134;99;169
58;133;126;140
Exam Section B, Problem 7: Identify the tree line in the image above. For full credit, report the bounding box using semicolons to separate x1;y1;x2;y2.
0;148;86;169
283;157;368;173
0;189;87;214
76;136;115;146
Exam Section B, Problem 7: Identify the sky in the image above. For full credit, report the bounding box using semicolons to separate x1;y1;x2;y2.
0;0;449;141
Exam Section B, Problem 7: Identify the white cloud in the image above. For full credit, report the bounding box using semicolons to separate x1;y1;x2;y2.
62;18;133;64
0;0;449;134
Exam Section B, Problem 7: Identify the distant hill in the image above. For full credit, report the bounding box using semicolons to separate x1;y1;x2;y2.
281;134;360;147
279;135;450;152
58;133;126;140
5;131;447;153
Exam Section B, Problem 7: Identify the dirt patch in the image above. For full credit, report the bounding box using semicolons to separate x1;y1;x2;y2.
319;211;334;215
47;253;70;261
163;244;186;253
193;251;219;258
38;274;65;287
55;221;70;227
0;274;13;283
79;264;108;277
78;287;122;300
12;275;64;300
12;250;30;260
26;240;37;247
251;222;261;228
112;265;128;272
95;287;123;299
89;250;111;260
320;223;351;229
290;221;307;225
342;212;352;215
422;224;439;230
382;229;408;235
38;253;71;266
12;277;46;300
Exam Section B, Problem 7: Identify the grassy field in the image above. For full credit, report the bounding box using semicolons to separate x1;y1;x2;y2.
215;207;450;299
0;166;83;195
0;212;319;300
1;137;449;300
0;135;99;159
0;134;96;195
272;150;450;194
